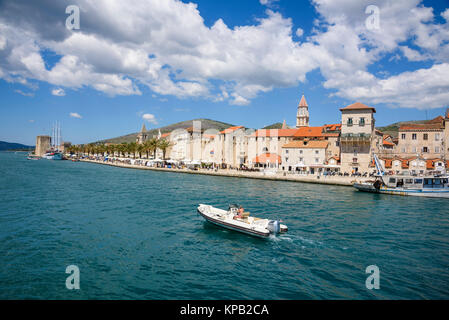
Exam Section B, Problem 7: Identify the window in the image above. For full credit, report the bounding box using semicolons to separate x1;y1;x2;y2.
414;179;423;184
412;147;417;153
299;157;303;162
299;150;303;154
401;133;406;140
336;141;340;147
435;133;440;141
359;117;365;126
315;150;319;155
389;178;396;184
285;157;289;162
401;147;406;153
285;150;289;154
423;133;428;140
435;146;440;153
315;158;319;163
423;147;428;153
347;118;353;126
353;157;358;163
412;134;417;140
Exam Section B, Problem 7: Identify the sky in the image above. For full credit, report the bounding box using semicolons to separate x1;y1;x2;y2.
0;0;448;145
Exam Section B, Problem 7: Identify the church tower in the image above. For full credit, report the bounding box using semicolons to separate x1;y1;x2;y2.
137;123;148;145
296;94;309;128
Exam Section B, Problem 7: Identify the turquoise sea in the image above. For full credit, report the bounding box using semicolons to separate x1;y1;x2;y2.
1;151;449;299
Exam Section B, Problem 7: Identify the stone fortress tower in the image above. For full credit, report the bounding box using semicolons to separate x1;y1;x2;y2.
35;136;51;156
296;95;309;128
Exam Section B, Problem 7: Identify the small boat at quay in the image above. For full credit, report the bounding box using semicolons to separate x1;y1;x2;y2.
197;204;288;238
42;151;63;160
354;155;449;198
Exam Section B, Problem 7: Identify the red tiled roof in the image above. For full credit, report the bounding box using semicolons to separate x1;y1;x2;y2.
340;102;376;113
252;153;281;164
282;140;328;149
220;126;244;134
293;126;325;138
161;133;171;138
399;123;443;131
253;129;297;137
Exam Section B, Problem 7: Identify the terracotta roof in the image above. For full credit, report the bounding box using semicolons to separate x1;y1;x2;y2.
428;116;444;123
299;95;308;107
161;133;171;138
383;135;395;147
220;126;244;134
328;156;340;161
323;124;342;131
293;126;325;138
282;140;328;149
340;102;376;113
252;153;281;164
399;123;443;131
253;129;297;137
426;159;444;170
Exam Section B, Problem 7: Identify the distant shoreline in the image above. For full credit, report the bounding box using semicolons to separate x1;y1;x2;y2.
80;159;368;187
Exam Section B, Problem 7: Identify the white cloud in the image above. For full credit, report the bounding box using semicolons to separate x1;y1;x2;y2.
70;112;82;119
51;88;66;96
142;113;158;125
29;119;35;123
0;0;448;109
15;89;34;97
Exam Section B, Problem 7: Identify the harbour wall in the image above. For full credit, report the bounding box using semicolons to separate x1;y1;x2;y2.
80;159;370;187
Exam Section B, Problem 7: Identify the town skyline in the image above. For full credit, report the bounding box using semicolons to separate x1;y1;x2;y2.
1;0;448;145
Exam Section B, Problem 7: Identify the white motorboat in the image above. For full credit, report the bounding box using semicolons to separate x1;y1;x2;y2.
197;204;288;238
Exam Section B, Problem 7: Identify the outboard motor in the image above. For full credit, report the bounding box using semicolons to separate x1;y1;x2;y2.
267;220;281;234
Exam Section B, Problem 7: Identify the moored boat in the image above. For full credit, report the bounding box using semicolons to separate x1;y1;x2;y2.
353;155;449;198
197;204;288;238
42;151;63;160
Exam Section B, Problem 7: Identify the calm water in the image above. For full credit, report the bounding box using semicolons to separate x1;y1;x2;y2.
1;152;449;300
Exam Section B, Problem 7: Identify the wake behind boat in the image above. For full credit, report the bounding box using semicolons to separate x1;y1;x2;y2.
197;204;288;238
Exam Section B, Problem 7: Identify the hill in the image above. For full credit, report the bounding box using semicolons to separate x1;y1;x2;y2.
96;119;236;144
377;120;430;138
0;141;34;151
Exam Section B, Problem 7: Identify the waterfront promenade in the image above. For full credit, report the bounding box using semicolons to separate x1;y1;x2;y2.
80;158;369;186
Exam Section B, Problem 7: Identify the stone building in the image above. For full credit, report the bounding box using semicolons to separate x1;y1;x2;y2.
35;135;51;156
281;140;328;174
397;116;445;159
339;102;377;173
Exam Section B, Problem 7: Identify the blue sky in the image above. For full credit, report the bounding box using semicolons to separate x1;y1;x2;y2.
0;0;448;145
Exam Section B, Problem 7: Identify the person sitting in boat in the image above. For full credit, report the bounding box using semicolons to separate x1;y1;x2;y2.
234;206;244;219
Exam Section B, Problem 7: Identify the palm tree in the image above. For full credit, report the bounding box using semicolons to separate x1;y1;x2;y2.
157;139;172;160
128;142;138;159
147;138;158;159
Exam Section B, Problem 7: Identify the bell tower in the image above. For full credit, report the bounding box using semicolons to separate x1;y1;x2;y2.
296;94;309;128
137;123;148;145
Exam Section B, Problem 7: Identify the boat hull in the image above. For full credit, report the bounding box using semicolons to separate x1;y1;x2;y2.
354;183;449;198
197;209;270;238
42;153;63;160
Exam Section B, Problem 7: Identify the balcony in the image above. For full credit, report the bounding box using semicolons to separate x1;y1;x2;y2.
340;133;371;144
